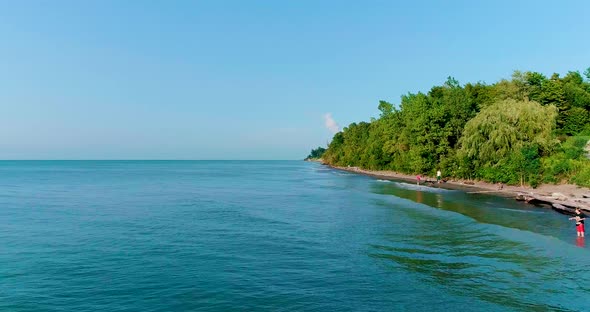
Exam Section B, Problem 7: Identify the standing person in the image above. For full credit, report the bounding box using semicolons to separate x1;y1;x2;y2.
569;208;586;237
416;174;421;185
436;169;442;184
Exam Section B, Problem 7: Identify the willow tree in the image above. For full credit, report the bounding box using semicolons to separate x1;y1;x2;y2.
459;99;559;185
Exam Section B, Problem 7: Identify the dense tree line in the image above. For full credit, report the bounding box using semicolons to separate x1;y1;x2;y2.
317;69;590;187
306;147;326;160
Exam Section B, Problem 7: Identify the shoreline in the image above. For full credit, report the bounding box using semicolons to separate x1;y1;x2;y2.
317;162;590;213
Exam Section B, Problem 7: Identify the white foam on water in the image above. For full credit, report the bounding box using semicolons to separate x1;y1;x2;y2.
392;181;456;193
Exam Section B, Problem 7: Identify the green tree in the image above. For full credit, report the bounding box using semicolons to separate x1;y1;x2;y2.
459;99;557;167
563;107;590;135
317;67;590;188
306;147;326;159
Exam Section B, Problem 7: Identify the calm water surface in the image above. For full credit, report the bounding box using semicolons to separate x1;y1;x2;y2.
0;161;589;311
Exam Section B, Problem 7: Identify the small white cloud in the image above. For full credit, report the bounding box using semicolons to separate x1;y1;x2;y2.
324;113;339;134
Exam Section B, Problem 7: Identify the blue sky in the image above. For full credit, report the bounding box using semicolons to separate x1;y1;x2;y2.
1;0;588;159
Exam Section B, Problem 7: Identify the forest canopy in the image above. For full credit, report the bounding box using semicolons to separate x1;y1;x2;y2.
314;69;590;188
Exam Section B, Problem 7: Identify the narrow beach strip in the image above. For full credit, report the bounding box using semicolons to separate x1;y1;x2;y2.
314;161;590;214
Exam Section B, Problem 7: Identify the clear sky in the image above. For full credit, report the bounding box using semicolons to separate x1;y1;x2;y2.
1;0;588;160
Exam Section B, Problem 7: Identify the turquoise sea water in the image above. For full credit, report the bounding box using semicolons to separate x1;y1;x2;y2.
1;160;589;311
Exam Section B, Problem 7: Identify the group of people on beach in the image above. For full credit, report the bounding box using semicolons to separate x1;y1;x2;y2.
416;169;442;185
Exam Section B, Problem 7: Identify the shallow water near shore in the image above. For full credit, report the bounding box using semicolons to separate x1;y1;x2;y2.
1;160;589;311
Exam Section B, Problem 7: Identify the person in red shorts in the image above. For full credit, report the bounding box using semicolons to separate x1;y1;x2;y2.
569;208;586;237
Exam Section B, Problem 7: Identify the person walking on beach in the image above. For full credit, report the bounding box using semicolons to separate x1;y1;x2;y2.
436;169;442;184
569;208;586;237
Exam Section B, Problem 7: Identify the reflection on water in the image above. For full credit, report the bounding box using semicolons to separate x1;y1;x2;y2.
371;181;569;236
368;179;590;311
435;193;442;208
416;190;423;204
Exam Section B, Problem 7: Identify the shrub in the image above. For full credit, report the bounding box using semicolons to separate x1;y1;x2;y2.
570;161;590;187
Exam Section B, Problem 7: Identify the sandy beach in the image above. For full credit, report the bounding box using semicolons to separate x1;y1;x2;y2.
313;161;590;212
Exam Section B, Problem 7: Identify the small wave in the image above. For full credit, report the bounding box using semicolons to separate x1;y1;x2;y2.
376;179;391;183
392;181;456;193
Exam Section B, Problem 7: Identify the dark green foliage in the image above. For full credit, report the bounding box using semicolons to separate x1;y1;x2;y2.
563;107;589;135
319;68;590;187
468;145;542;187
539;136;590;186
306;147;326;160
377;100;394;117
565;137;587;159
520;145;541;188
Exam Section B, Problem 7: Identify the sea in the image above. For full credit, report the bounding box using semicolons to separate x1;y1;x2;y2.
0;160;589;311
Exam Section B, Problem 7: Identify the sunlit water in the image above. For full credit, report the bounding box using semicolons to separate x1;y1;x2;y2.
0;161;588;311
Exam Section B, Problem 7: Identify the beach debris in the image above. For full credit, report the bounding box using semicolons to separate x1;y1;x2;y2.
551;192;568;201
468;190;502;194
552;203;577;215
515;193;590;213
515;192;535;203
574;198;590;205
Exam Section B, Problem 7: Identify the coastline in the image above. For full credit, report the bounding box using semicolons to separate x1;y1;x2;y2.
317;162;590;213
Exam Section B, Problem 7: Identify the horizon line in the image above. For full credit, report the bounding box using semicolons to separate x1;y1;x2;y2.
0;159;303;161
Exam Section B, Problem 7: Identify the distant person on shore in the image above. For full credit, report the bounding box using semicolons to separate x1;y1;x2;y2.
569;208;586;237
416;174;421;185
436;169;442;183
